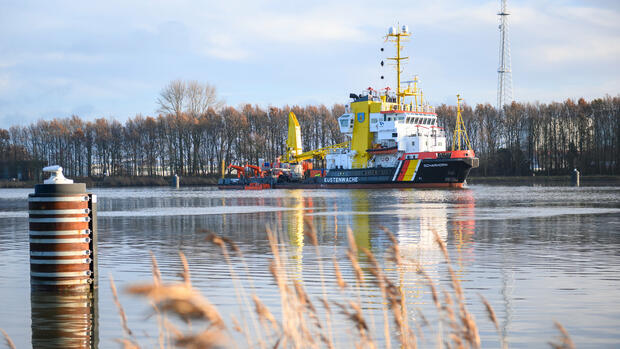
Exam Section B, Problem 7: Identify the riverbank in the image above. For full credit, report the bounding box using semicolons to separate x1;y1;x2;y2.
468;175;620;186
0;175;219;188
2;174;618;188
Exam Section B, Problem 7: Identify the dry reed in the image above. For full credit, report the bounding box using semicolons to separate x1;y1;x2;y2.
333;257;347;290
110;275;137;344
304;218;335;349
549;321;576;349
108;224;574;349
0;328;16;349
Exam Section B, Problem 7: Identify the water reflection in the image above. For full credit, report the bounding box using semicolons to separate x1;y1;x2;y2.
31;288;98;348
286;190;307;278
278;190;479;313
3;186;619;347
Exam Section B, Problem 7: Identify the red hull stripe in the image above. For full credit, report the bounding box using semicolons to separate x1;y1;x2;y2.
221;182;465;190
276;182;464;189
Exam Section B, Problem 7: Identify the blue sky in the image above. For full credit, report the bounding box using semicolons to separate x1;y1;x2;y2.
0;0;618;127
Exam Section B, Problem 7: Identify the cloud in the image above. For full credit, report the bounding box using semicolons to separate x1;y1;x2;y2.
512;3;620;65
0;0;618;126
200;34;250;61
0;73;10;94
538;38;620;64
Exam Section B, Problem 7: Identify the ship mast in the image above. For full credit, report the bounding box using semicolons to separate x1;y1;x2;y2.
452;94;472;151
386;26;410;106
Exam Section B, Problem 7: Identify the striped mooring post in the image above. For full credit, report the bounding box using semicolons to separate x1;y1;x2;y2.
29;166;98;348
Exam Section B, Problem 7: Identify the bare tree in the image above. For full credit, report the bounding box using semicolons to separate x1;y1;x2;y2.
186;81;223;116
157;80;186;116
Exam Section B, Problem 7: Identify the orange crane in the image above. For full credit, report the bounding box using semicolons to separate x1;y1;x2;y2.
246;164;264;177
227;164;246;178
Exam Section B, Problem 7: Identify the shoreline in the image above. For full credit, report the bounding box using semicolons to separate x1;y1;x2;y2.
0;175;219;189
467;175;620;186
2;174;618;189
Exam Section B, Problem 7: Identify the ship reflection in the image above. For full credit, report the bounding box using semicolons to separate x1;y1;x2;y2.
31;288;98;348
279;189;477;258
310;189;477;258
284;189;477;310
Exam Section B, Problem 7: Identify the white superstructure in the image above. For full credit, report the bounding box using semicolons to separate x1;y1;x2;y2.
329;89;447;170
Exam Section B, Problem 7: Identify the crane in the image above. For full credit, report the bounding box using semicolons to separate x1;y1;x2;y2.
246;164;264;177
227;164;246;178
281;112;350;163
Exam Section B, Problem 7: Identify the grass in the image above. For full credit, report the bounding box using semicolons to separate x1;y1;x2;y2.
107;223;574;349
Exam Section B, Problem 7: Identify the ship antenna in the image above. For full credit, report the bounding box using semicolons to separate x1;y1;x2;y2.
453;94;472;151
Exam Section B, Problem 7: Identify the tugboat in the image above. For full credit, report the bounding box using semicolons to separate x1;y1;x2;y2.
219;25;479;190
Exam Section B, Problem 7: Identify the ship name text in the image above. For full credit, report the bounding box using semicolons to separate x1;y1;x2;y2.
323;177;359;183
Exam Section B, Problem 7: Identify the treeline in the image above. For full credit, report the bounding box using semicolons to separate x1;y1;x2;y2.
437;96;619;176
1;80;618;178
2;81;344;178
2;106;345;178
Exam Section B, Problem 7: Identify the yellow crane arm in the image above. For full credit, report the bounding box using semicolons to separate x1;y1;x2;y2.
285;141;351;163
284;112;302;161
281;111;350;163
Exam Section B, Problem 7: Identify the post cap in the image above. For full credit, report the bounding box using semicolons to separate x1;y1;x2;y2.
43;165;74;184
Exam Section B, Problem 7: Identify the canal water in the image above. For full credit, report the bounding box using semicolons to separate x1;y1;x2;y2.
0;185;619;348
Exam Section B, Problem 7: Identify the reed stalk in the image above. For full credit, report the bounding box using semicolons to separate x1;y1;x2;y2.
108;225;575;349
549;321;575;349
0;328;16;349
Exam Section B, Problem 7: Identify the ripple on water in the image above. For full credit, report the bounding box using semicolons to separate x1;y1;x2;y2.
0;185;619;348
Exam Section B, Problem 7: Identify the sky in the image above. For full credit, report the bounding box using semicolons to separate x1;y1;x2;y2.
0;0;619;127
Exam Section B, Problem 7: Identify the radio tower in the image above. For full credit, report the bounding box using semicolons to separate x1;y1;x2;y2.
497;0;513;110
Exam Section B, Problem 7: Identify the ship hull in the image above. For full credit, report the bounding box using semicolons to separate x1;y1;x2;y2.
272;182;465;189
219;157;478;190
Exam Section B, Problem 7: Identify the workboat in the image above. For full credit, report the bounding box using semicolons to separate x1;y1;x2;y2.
219;25;479;190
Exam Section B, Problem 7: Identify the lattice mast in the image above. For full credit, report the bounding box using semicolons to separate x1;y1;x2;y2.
452;94;472;151
497;0;513;110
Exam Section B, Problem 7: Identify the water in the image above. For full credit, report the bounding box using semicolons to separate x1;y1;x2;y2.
1;185;619;348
